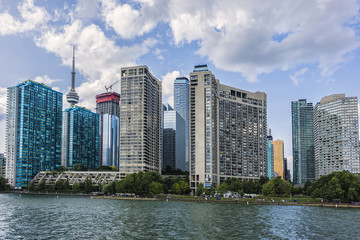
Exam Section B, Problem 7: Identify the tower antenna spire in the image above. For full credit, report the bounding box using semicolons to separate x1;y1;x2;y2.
66;45;79;106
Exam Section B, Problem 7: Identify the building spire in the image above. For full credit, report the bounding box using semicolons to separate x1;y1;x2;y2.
66;45;79;106
71;46;75;90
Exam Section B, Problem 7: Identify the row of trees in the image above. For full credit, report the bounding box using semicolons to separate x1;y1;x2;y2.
102;172;189;196
197;176;294;197
306;171;360;203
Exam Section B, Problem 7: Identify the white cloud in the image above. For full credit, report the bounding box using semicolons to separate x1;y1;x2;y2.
35;20;158;110
100;0;168;39
33;75;60;86
76;0;99;19
290;68;308;86
161;70;180;106
0;87;7;116
0;0;49;35
153;48;165;61
167;0;360;82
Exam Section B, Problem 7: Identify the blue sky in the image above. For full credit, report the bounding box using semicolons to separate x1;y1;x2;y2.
1;0;360;174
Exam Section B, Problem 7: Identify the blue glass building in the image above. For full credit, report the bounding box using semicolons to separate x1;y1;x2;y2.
5;80;63;187
174;77;189;171
163;104;186;171
61;106;100;170
291;99;315;185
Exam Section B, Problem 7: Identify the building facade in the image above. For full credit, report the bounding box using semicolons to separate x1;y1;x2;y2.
266;130;274;178
61;106;100;170
0;153;5;177
96;92;120;168
189;65;267;191
174;77;190;171
314;94;360;178
5;80;63;187
291;99;315;185
120;66;162;173
272;140;284;179
163;104;186;171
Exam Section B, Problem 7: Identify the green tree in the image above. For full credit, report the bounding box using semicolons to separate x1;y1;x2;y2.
243;180;261;194
311;171;360;202
37;179;47;192
226;178;242;192
179;180;190;195
196;183;205;196
84;178;94;193
216;182;229;196
0;176;10;191
262;177;292;196
149;181;163;195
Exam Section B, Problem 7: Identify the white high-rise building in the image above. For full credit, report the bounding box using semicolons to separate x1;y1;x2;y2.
119;66;162;173
314;94;360;178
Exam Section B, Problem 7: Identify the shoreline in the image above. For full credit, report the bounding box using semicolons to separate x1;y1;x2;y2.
3;192;359;208
91;195;360;208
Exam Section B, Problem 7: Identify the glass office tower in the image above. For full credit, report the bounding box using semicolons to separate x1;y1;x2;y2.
163;104;186;171
96;92;120;168
291;99;315;185
5;80;63;187
61;106;100;170
174;77;189;171
314;94;360;179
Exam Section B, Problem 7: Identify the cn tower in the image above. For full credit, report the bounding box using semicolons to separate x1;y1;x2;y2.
66;46;79;106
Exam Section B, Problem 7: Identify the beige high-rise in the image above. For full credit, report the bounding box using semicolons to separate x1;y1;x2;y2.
272;140;284;179
189;65;267;193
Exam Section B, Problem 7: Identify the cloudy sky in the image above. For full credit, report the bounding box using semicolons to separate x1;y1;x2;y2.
1;0;360;173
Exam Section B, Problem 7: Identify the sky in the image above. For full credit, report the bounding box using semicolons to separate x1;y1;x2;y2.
0;0;360;175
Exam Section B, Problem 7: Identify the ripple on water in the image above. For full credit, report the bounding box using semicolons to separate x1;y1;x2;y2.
0;194;360;239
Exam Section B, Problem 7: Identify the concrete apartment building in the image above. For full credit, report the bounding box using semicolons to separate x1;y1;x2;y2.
189;65;267;192
119;66;162;173
314;94;360;179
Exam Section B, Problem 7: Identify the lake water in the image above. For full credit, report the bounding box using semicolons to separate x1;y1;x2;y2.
0;194;359;239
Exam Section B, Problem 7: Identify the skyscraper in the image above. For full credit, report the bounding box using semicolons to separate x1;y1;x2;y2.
5;80;63;187
314;94;360;178
0;153;5;177
163;104;186;171
291;99;315;185
120;66;162;173
267;129;274;178
96;92;120;168
189;64;267;192
61;106;100;170
272;140;285;179
61;46;100;170
174;77;189;171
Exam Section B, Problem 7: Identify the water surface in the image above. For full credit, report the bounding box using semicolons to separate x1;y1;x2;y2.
0;194;358;239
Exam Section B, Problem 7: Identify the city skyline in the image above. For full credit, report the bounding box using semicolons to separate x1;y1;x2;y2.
1;0;360;170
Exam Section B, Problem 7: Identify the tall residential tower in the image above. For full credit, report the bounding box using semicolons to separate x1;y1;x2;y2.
120;66;162;173
5;80;63;187
189;65;267;192
314;94;360;178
